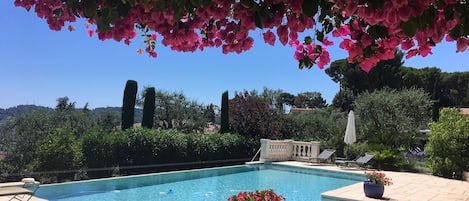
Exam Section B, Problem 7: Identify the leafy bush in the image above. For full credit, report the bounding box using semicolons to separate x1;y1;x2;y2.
152;90;209;133
426;108;469;179
81;128;258;175
33;128;83;182
288;109;347;141
368;143;405;170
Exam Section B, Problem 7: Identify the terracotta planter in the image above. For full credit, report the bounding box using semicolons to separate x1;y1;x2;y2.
363;181;384;199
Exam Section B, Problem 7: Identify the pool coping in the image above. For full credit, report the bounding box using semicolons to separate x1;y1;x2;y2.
2;161;469;201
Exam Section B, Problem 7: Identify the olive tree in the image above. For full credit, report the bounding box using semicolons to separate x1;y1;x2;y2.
355;88;432;148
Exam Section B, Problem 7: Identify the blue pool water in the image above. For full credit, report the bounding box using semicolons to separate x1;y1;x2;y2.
36;164;363;201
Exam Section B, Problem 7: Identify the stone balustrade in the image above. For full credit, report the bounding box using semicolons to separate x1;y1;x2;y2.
259;139;320;162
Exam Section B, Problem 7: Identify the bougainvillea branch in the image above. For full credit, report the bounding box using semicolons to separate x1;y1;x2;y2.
13;0;469;72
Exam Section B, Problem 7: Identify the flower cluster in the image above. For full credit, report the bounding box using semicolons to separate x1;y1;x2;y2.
228;189;285;201
13;0;469;72
365;171;393;186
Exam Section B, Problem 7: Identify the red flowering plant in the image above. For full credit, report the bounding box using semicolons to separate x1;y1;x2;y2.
365;171;393;186
228;189;285;201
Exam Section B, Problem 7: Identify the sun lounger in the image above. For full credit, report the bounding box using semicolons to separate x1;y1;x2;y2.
309;149;336;163
0;186;34;201
0;178;40;201
335;152;375;168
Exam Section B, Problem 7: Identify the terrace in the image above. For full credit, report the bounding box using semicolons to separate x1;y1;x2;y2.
1;139;468;201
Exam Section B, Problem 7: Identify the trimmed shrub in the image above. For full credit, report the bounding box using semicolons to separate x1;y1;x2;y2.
122;80;138;130
220;91;230;133
142;87;156;128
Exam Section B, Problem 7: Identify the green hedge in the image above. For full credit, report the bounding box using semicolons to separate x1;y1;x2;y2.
81;128;258;172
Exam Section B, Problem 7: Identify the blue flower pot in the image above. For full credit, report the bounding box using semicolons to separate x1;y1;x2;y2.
363;181;384;199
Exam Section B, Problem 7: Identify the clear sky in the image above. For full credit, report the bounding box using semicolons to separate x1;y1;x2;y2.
1;1;468;109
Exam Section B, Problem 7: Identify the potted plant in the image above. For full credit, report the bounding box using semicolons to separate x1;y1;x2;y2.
228;189;285;201
364;171;393;198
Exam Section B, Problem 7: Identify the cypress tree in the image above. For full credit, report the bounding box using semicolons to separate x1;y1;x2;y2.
142;87;156;129
121;80;138;130
220;90;229;133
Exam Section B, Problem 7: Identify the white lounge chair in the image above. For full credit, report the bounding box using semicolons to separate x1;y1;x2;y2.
0;178;40;201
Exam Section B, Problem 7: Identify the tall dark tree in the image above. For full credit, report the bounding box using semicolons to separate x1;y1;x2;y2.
121;80;138;130
332;90;355;112
55;96;76;111
326;50;404;95
279;92;295;108
293;92;327;108
220;91;229;133
142;87;155;129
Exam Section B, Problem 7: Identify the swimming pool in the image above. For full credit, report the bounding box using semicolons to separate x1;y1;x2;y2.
36;163;364;201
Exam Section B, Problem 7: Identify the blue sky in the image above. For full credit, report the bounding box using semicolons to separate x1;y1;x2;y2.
1;2;468;109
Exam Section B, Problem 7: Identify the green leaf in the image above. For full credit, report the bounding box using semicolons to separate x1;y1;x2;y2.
199;0;212;6
402;20;417;37
189;0;200;6
83;0;98;18
325;23;333;33
449;24;462;40
117;3;131;17
97;17;111;33
463;24;469;36
254;12;263;28
304;36;313;45
316;30;324;42
240;0;254;9
367;25;388;39
302;0;318;17
367;0;385;9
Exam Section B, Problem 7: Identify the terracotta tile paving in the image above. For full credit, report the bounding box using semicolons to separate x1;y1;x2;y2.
277;161;469;201
1;161;468;201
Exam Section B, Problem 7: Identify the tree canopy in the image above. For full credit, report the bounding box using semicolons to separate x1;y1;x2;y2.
13;0;469;72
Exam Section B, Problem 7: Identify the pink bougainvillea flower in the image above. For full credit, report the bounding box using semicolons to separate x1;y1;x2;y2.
124;38;131;45
289;39;300;47
263;30;276;46
401;38;414;50
456;38;468;52
84;21;91;29
446;35;454;42
136;48;143;55
317;48;331;69
293;50;304;61
360;57;378;73
150;34;157;41
67;25;75;32
406;49;419;59
130;30;137;39
277;25;288;46
308;51;320;61
360;34;373;47
419;44;433;57
87;29;94;37
321;37;334;46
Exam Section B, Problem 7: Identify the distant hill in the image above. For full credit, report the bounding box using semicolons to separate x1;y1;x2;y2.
0;105;52;122
0;105;142;124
